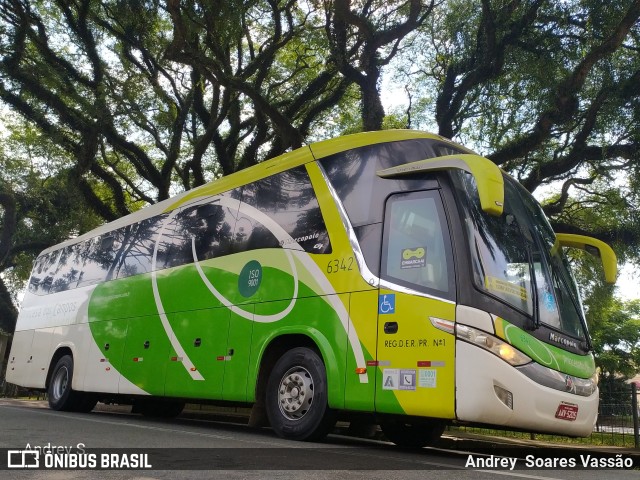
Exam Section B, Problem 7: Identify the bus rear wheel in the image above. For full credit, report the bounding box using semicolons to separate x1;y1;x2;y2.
380;419;445;448
265;347;336;441
48;355;97;413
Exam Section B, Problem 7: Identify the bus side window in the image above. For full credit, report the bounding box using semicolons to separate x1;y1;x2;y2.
232;210;280;253
381;191;454;298
28;254;51;294
77;235;115;287
173;201;236;263
50;244;82;293
116;215;169;276
239;167;331;253
236;180;288;253
32;251;61;295
432;142;466;157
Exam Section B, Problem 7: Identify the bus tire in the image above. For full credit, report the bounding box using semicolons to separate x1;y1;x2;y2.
265;347;336;441
380;419;445;448
48;355;96;413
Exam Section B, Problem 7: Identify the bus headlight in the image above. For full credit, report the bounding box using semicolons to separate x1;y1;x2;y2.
517;362;598;397
456;324;531;366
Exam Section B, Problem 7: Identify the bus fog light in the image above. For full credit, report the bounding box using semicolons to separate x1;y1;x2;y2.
494;385;513;409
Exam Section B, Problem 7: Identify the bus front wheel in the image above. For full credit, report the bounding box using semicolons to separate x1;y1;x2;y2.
48;355;96;413
265;347;336;441
380;419;445;448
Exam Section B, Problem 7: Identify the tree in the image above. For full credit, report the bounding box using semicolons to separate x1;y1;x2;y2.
0;0;638;332
324;0;434;131
164;0;356;167
587;293;640;382
0;117;103;331
0;0;360;326
0;0;201;211
399;0;640;251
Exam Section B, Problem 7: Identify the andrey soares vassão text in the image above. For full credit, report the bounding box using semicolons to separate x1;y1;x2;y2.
465;454;635;470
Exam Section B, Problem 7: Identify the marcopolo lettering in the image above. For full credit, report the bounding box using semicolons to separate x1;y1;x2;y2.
279;232;320;246
549;332;578;349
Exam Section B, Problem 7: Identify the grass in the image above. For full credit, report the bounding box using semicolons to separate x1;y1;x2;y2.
450;426;638;448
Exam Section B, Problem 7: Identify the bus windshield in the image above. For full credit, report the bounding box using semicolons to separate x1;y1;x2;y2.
455;172;587;341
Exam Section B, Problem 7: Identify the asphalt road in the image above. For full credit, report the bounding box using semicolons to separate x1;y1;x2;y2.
0;399;638;480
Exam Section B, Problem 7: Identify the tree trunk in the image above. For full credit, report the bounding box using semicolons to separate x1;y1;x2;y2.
0;277;18;334
361;73;385;132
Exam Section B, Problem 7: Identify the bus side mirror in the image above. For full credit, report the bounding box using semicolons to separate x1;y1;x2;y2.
376;154;504;216
554;233;618;284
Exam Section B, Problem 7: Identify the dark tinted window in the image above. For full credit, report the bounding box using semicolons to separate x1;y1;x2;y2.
240;166;331;253
78;225;135;287
320;139;462;274
50;244;82;293
29;251;59;295
320;139;462;228
232;209;281;253
98;227;134;282
172;194;238;263
77;233;119;287
433;141;466;157
354;223;383;275
382;191;454;298
114;214;169;278
30;167;332;295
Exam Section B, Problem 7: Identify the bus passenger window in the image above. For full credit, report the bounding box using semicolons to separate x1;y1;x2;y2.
239;167;331;253
114;215;168;277
232;215;280;253
77;235;116;287
382;191;453;298
173;198;238;263
50;244;82;293
28;252;59;295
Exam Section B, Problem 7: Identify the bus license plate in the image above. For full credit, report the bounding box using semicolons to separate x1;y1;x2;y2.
555;402;578;421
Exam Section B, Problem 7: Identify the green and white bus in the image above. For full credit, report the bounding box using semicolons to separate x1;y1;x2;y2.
7;130;617;446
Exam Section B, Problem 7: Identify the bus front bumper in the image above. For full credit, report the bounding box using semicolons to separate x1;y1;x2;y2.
455;340;598;437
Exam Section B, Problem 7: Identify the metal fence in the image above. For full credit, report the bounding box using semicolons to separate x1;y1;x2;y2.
591;383;639;448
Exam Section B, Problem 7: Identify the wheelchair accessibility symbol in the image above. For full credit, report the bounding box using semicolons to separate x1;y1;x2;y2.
379;294;395;314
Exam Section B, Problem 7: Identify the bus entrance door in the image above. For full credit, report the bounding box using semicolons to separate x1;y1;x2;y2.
374;291;456;418
374;190;456;419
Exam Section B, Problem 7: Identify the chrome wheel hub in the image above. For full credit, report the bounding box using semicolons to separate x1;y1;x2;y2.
52;366;69;401
277;366;314;420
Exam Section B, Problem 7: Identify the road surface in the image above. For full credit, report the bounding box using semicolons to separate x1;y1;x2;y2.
0;399;638;479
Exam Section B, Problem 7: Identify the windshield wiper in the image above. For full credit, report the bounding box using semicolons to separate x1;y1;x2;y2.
523;237;541;331
506;214;540;330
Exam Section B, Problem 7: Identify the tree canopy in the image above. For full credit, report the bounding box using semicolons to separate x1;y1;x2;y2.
0;0;639;372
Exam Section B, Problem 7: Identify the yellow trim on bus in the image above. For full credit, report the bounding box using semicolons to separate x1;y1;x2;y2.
554;233;618;283
376;154;505;216
309;130;444;160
